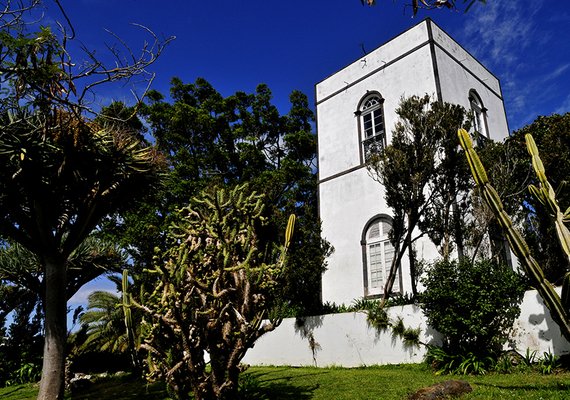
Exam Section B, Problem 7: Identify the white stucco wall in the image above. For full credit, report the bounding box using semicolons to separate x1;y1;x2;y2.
243;304;434;367
315;22;430;103
243;290;570;367
429;23;509;140
317;44;437;180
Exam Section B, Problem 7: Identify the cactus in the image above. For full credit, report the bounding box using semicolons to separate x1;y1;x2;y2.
458;128;570;343
525;134;570;262
136;184;295;400
121;269;141;371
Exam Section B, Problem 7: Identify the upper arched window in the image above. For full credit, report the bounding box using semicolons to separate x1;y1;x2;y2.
469;90;488;142
357;93;386;162
362;216;397;297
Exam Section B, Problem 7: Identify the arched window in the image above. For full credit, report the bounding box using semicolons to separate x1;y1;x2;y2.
469;90;488;143
362;216;398;297
357;93;386;162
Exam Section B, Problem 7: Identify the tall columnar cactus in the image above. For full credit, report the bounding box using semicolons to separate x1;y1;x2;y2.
121;269;140;371
458;128;570;343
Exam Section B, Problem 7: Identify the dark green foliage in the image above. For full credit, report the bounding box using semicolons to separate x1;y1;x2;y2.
0;3;171;397
421;258;525;358
0;282;43;386
367;95;471;301
367;306;390;332
425;346;495;375
473;114;570;282
115;78;329;316
459;127;570;344
506;113;570;283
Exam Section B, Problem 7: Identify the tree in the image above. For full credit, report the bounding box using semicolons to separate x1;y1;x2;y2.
0;3;170;397
421;258;525;359
360;0;487;15
0;109;163;399
137;185;295;400
506;113;570;283
71;272;141;373
0;279;43;386
112;78;330;316
367;95;471;301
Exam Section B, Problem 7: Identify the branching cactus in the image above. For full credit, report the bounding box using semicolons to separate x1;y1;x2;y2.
135;184;295;400
458;128;570;343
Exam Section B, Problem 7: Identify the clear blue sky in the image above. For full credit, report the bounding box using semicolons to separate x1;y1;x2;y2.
50;0;570;306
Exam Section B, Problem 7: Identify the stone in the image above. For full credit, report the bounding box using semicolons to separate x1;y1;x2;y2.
408;380;473;400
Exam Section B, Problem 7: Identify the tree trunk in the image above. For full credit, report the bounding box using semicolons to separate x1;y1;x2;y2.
408;243;418;298
381;230;412;307
452;201;465;260
38;257;67;400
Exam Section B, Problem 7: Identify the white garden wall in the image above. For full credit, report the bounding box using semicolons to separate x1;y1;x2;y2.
243;290;570;367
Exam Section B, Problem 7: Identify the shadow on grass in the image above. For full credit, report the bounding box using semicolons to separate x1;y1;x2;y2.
2;386;26;396
243;370;324;400
68;375;168;400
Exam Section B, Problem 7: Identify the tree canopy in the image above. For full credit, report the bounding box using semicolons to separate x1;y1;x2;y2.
0;2;170;398
367;94;471;301
108;77;331;316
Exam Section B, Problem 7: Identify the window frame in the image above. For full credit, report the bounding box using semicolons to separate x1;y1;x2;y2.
355;92;387;164
469;90;489;144
361;214;401;298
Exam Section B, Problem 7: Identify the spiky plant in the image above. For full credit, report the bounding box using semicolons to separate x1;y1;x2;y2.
137;184;294;400
458;128;570;342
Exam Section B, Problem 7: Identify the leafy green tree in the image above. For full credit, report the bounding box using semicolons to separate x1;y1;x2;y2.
0;3;169;397
421;258;525;357
137;185;295;400
113;78;330;316
367;95;471;301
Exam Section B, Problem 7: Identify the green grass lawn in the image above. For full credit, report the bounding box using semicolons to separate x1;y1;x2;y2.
2;364;570;399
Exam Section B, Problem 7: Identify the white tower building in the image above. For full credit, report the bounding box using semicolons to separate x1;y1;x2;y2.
316;18;509;305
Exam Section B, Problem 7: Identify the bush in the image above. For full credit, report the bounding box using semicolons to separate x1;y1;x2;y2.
421;258;525;358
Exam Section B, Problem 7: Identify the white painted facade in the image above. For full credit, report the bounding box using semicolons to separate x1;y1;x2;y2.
243;290;570;367
316;19;509;305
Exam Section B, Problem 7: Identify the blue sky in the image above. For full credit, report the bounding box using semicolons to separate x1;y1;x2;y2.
53;1;569;130
53;0;570;306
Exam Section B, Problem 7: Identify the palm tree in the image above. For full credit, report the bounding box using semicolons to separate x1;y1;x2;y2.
79;290;129;353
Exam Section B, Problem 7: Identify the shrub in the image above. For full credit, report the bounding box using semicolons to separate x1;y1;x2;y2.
421;258;525;358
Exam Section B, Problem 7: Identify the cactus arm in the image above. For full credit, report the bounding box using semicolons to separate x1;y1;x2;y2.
562;273;570;313
458;128;570;342
525;134;570;260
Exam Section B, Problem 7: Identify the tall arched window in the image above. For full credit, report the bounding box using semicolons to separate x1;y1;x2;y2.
357;93;386;162
362;216;398;297
469;90;488;143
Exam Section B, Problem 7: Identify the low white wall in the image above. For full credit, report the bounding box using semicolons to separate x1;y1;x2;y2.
243;290;570;367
